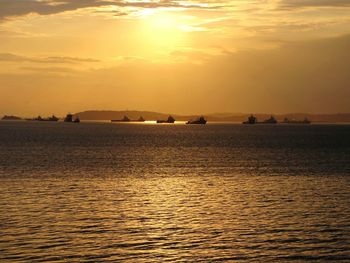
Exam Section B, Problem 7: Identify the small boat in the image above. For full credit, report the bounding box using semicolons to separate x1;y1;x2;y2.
47;115;59;122
243;115;277;124
111;116;130;122
35;115;43;121
64;114;73;122
263;116;278;124
136;116;145;122
243;115;257;124
157;115;175;123
26;114;59;122
187;116;207;125
73;117;80;123
33;115;59;121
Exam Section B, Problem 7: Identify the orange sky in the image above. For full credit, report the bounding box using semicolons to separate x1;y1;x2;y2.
0;0;350;116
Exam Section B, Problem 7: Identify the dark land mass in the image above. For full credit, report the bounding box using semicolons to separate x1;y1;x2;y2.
2;115;22;120
74;110;350;123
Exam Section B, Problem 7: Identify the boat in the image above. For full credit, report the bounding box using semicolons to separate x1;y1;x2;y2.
263;116;278;124
111;116;146;123
73;117;80;123
47;115;59;122
26;115;59;122
157;115;175;123
243;115;257;124
137;116;145;122
243;115;277;124
64;114;73;122
282;117;311;124
111;116;131;122
26;115;43;121
187;116;207;125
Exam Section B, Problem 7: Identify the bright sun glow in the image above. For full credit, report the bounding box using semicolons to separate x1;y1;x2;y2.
138;10;188;51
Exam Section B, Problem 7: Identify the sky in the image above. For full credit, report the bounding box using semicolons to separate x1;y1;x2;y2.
0;0;350;116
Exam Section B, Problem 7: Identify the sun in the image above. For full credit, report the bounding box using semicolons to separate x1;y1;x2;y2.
138;10;188;53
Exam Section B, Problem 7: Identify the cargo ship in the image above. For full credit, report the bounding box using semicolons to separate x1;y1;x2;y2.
111;116;145;122
186;116;207;125
243;115;277;124
157;116;175;123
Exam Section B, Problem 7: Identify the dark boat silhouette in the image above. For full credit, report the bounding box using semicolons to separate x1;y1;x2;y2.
137;116;145;122
282;117;311;124
45;115;59;121
111;116;131;122
187;116;207;125
26;115;59;122
243;115;277;124
263;116;278;124
111;116;145;122
33;115;43;121
243;115;257;124
64;114;73;122
157;115;175;123
64;114;80;123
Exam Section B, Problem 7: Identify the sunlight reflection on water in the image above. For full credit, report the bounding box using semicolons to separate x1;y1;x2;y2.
0;122;349;262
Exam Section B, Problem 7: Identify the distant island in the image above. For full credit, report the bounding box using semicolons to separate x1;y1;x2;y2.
72;110;350;123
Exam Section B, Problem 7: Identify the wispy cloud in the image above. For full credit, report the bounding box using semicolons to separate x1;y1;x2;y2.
279;0;350;9
20;66;79;74
0;0;217;20
0;53;99;63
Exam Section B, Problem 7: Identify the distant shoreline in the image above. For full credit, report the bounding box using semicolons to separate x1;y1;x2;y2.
2;110;350;123
2;119;350;125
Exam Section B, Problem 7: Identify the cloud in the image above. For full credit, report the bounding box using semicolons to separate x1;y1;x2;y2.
0;53;99;63
2;33;349;115
20;66;78;74
280;0;350;9
0;0;216;20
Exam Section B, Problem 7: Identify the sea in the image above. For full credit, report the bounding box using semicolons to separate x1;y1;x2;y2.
0;121;349;262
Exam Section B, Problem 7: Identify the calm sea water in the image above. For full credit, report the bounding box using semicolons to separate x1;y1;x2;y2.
0;121;349;262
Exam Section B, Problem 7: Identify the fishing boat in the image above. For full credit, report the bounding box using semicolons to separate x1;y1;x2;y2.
157;115;175;123
186;116;207;125
136;116;145;122
243;115;278;124
64;114;73;122
263;116;278;124
243;115;257;124
111;116;131;122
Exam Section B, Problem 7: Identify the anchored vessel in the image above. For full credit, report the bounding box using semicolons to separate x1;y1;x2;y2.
64;114;73;122
243;115;278;124
64;114;80;123
137;116;145;122
187;116;207;125
157;115;175;123
111;116;146;122
111;116;130;122
243;115;257;124
27;115;59;122
263;116;278;124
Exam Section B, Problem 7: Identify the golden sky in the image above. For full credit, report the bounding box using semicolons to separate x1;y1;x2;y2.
1;0;350;116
